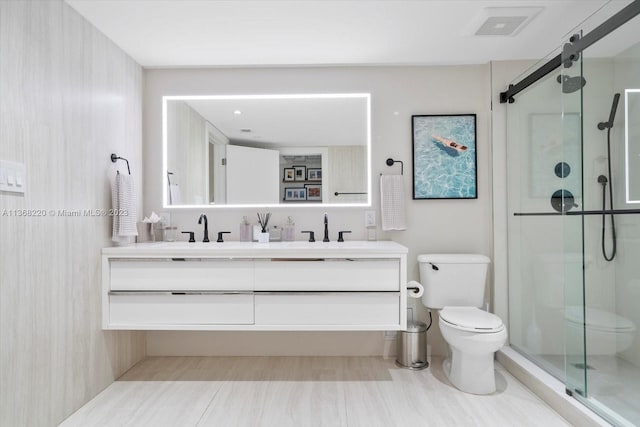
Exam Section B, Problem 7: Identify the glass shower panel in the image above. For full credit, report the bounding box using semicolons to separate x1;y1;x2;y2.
563;10;640;426
506;51;570;381
560;31;588;400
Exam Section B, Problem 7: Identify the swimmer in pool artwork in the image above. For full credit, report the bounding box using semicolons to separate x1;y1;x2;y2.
431;134;469;154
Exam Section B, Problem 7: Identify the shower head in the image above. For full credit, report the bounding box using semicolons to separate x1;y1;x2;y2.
557;74;586;94
597;93;621;131
597;175;608;185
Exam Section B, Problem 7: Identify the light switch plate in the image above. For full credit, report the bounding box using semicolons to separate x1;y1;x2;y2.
0;160;26;194
364;210;376;227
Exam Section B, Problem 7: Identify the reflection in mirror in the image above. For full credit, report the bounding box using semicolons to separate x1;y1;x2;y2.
162;94;371;208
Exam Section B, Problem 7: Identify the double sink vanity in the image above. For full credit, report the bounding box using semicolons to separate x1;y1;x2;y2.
105;93;408;331
102;241;408;331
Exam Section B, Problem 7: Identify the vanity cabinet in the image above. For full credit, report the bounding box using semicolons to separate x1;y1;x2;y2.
102;242;407;331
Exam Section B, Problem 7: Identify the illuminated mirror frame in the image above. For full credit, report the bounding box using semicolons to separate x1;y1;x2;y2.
162;93;371;209
626;89;639;204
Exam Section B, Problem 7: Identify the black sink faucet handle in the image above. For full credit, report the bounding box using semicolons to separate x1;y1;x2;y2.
337;231;352;242
216;231;231;243
301;230;315;242
181;231;196;243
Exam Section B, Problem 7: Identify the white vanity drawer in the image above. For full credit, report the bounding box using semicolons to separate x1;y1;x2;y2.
254;259;399;291
109;292;254;325
110;259;254;291
254;293;399;326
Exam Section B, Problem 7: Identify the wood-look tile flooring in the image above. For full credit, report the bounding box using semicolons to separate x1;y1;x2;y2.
60;356;570;427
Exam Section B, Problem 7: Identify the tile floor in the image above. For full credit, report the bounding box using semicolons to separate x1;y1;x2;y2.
60;356;571;427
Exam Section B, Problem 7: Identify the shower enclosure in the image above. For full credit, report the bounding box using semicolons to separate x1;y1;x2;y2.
505;2;640;425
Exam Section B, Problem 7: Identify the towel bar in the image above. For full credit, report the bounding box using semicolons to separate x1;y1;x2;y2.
385;158;403;175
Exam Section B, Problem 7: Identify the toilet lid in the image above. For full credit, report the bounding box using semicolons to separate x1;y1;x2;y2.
440;307;504;331
565;306;636;332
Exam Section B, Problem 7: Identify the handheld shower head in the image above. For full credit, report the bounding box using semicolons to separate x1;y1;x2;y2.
598;175;608;185
597;93;621;130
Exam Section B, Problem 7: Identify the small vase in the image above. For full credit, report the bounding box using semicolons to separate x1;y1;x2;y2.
258;232;270;243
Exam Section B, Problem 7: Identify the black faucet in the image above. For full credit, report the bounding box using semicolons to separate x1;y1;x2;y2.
338;231;352;242
301;230;315;242
198;214;209;242
323;213;330;242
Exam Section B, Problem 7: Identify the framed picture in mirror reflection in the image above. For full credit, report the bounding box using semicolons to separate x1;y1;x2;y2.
283;168;295;182
284;187;307;201
305;184;322;201
307;168;322;181
293;165;307;181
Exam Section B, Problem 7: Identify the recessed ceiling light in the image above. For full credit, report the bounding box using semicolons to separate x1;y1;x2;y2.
240;128;252;133
233;110;242;115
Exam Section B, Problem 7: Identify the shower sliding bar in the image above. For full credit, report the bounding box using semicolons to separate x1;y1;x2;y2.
500;0;640;104
514;209;640;217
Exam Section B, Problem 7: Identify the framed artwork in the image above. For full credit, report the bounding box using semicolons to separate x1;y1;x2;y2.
305;184;322;201
284;187;307;201
293;165;307;181
283;168;295;182
412;114;477;199
307;168;322;181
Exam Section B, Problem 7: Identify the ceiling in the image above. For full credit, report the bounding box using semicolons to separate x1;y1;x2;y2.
180;95;368;147
65;0;633;68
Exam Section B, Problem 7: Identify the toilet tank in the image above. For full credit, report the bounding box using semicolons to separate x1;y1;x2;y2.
418;254;490;309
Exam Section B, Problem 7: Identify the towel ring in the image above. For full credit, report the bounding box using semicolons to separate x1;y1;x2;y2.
385;158;403;175
111;153;131;175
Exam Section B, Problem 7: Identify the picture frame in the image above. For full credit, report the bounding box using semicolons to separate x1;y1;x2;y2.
307;168;322;181
284;187;307;201
283;167;295;182
304;184;322;201
412;114;477;199
293;165;307;181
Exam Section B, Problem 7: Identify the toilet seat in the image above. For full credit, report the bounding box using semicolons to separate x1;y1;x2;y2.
440;307;504;333
565;306;636;333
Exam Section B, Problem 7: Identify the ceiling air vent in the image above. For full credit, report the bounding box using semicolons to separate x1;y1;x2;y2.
473;7;543;37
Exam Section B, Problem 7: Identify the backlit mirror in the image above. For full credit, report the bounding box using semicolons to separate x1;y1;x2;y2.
163;93;371;208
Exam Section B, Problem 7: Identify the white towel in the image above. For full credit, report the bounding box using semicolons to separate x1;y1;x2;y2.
380;174;406;231
168;184;181;205
111;173;138;243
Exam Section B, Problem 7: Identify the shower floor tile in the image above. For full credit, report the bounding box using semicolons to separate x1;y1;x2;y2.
538;353;640;425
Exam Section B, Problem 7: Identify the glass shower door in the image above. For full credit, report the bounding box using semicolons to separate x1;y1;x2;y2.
559;31;588;401
562;16;640;425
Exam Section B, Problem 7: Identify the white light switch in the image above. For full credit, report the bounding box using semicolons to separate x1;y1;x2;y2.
364;210;376;227
0;160;26;194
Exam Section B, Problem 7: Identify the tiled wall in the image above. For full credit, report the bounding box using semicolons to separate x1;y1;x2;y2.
0;1;145;425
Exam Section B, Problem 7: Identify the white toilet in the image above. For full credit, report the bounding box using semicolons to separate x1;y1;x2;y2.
418;254;507;395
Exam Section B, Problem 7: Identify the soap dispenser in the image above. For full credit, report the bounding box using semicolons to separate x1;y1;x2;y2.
239;216;252;242
283;216;295;241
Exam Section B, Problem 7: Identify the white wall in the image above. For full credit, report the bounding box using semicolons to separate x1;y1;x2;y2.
166;100;207;204
144;65;493;357
0;2;145;426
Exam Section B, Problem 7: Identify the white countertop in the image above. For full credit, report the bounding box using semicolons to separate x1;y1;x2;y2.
102;240;408;258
